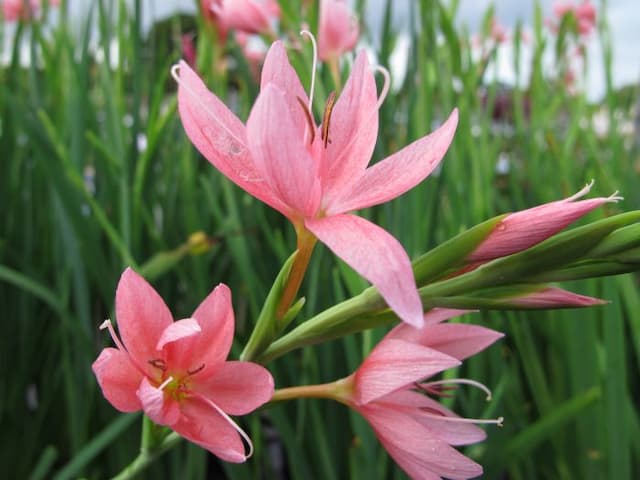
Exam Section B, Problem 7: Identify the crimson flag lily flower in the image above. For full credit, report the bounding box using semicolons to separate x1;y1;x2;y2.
174;39;458;328
466;182;621;262
92;268;274;462
338;309;503;479
318;0;360;61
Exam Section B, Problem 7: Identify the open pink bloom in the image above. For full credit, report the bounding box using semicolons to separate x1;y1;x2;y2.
340;309;503;479
201;0;279;39
92;268;274;462
318;0;359;61
2;0;58;21
467;182;621;262
174;41;458;327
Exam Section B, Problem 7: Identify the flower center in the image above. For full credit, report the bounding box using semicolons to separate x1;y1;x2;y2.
149;359;206;402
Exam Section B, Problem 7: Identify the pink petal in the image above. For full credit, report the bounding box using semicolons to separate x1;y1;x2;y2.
380;390;486;446
361;403;484;480
115;268;173;372
137;377;182;426
197;361;274;415
305;214;423;327
156;318;201;351
328;109;458;214
247;84;322;218
320;51;379;204
467;185;619;262
260;41;311;131
164;284;235;373
173;396;247;463
176;60;286;214
355;339;460;405
392;322;504;361
92;347;143;412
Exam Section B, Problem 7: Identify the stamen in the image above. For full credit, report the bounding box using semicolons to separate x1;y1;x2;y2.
158;376;174;391
566;179;595;201
414;382;457;398
187;364;205;376
607;190;623;202
321;92;337;148
422;378;494;401
373;65;391;110
99;320;127;353
299;30;318;111
194;393;255;460
418;409;504;427
296;96;316;144
149;359;168;371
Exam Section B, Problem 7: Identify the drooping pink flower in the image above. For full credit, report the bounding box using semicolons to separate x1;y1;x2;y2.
318;0;359;61
92;268;274;462
338;309;504;479
174;40;458;328
466;182;621;262
200;0;280;39
2;0;58;22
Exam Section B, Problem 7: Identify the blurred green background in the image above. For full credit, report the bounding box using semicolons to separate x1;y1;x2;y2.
1;0;638;478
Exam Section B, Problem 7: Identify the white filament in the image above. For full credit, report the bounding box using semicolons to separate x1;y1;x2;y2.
300;30;318;111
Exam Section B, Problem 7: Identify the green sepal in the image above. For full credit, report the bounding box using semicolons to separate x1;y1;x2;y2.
412;214;507;285
586;223;640;258
240;251;297;362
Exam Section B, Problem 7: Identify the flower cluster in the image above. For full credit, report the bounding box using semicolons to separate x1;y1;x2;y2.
91;5;631;478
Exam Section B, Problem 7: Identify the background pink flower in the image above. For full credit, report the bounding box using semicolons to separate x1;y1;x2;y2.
318;0;360;61
92;268;274;462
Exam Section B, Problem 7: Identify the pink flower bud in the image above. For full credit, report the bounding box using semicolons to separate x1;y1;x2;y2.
509;286;606;308
467;182;621;262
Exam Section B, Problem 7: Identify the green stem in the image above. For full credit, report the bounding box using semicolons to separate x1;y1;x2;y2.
112;419;181;480
276;226;317;320
270;377;353;405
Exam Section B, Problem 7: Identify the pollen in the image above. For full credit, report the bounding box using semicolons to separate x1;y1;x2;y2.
321;91;337;148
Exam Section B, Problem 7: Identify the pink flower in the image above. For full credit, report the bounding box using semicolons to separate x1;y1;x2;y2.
201;0;280;39
490;17;509;44
92;268;274;462
2;0;58;22
550;1;597;36
341;309;504;479
318;0;359;61
466;182;621;262
174;40;458;328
